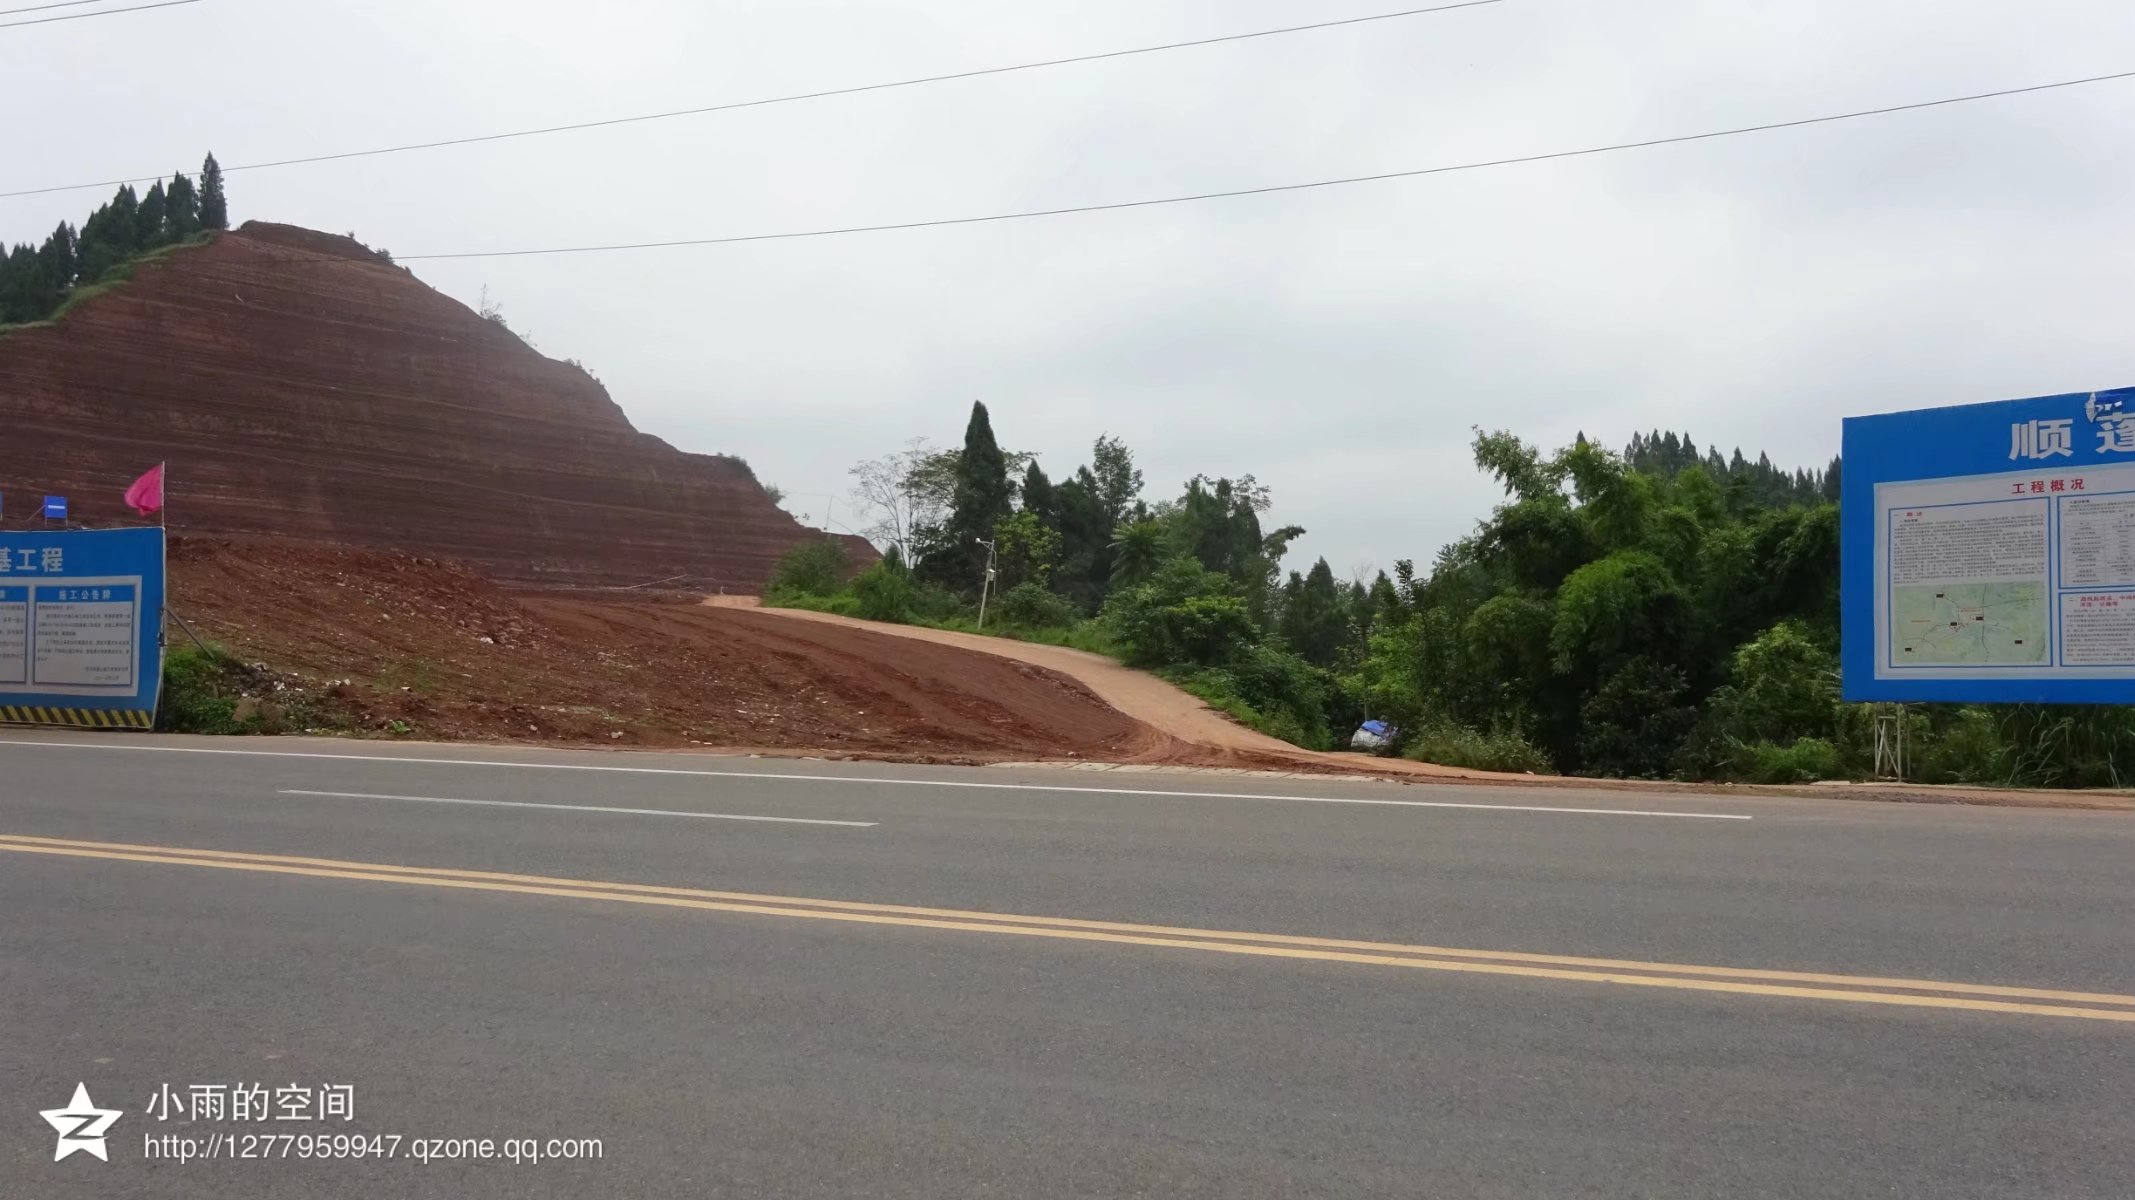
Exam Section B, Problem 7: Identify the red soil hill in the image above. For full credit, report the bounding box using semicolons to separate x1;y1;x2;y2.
0;223;858;588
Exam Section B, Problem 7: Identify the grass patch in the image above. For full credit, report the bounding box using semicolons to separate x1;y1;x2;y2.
763;589;862;617
765;589;1122;656
158;644;357;735
1402;723;1556;774
1730;736;1844;784
376;657;446;695
929;614;1121;656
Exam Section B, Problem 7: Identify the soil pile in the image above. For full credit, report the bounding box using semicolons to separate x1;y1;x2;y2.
170;536;1156;760
0;223;852;588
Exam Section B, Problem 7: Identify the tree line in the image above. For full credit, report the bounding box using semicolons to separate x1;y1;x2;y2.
0;153;229;326
769;402;2132;786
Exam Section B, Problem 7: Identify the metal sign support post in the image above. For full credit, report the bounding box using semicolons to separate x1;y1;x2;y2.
1872;706;1907;781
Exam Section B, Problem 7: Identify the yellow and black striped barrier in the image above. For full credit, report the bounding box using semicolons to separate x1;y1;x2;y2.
0;706;153;729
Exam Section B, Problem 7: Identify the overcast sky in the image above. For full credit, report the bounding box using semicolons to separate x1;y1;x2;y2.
8;0;2134;580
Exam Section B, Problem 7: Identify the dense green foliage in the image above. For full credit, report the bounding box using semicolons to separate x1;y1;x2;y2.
765;537;853;598
0;152;229;327
814;409;2133;785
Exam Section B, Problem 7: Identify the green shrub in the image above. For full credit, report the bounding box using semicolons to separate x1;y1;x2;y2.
1733;736;1844;783
765;590;861;617
766;538;852;597
991;582;1080;630
1577;656;1697;777
1172;668;1325;751
157;645;353;735
1905;706;1997;783
1709;621;1839;744
1403;723;1556;774
1162;645;1354;751
906;581;967;622
1100;556;1251;667
850;561;917;622
159;646;246;732
1110;594;1257;667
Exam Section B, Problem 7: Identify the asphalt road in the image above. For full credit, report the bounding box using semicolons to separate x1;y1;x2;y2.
3;732;2131;1198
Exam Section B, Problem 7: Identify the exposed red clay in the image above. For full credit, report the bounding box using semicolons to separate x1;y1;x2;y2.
0;224;868;589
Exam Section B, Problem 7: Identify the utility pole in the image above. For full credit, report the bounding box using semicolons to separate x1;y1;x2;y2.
974;537;998;630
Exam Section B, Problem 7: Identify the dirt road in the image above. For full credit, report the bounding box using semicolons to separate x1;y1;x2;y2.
739;604;1473;777
738;606;1301;754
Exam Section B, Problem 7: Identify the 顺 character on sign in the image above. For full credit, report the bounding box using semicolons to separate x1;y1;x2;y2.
2010;419;2075;460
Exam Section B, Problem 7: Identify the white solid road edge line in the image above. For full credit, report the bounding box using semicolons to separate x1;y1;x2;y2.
0;739;1751;821
278;790;878;828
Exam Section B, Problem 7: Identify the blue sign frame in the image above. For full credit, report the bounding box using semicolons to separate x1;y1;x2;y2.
0;527;165;727
1842;385;2135;703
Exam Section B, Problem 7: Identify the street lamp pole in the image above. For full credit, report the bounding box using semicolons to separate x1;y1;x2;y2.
974;537;998;631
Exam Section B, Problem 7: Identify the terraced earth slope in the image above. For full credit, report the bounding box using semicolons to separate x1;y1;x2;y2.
0;223;853;588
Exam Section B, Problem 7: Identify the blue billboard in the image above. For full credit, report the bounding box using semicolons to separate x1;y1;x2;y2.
0;527;165;728
1842;385;2135;703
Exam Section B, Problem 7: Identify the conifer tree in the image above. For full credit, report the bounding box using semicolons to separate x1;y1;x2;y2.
166;172;200;237
198;153;228;230
136;180;168;247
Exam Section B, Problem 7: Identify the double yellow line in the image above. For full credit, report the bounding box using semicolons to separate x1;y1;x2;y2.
6;832;2132;1024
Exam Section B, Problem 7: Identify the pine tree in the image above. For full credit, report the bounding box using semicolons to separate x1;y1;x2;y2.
1020;459;1056;525
136;180;168;248
38;223;75;292
0;244;40;324
198;152;228;230
75;203;121;283
1279;558;1349;667
921;401;1014;591
108;185;141;255
1367;571;1401;624
166;172;200;237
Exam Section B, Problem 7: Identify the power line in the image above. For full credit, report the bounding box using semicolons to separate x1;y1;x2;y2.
0;0;200;29
0;0;1504;199
389;68;2135;262
0;0;144;16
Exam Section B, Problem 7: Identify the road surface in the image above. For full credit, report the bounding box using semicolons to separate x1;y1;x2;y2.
3;732;2130;1198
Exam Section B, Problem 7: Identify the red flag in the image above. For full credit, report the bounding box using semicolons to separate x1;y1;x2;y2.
124;463;164;515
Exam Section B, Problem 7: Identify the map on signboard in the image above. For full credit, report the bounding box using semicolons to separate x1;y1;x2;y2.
1890;582;2047;665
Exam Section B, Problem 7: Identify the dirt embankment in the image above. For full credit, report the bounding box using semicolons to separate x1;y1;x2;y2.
171;536;1153;761
747;604;1309;756
0;223;863;588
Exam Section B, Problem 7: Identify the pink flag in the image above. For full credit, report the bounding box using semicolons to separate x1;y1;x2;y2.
124;463;164;515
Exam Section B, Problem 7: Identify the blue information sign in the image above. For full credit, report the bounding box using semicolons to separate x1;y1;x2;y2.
1842;385;2135;703
41;495;66;520
0;527;165;728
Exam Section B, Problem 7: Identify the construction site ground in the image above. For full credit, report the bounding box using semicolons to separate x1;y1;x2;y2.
172;536;1201;765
